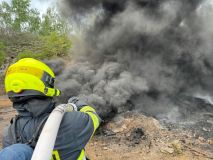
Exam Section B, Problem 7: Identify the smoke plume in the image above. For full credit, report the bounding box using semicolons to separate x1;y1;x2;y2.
53;0;213;123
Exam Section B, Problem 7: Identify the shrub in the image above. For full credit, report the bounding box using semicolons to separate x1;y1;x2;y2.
41;32;72;57
17;50;46;60
17;32;72;60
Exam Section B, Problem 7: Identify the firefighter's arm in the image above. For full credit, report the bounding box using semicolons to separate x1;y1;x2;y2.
79;106;100;132
68;97;101;132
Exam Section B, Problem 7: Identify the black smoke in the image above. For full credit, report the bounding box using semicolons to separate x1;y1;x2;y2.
54;0;213;125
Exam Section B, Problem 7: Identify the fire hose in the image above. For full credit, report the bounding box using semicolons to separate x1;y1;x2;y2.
31;103;77;160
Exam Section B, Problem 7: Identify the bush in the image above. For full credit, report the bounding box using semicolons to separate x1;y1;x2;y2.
17;32;72;60
17;50;46;60
0;42;6;66
41;32;71;57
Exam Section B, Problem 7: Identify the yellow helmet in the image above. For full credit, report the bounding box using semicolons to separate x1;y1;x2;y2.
5;58;60;98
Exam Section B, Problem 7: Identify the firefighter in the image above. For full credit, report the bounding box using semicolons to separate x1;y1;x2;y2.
2;58;101;160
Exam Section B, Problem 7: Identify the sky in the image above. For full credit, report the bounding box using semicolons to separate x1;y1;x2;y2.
30;0;56;15
0;0;56;15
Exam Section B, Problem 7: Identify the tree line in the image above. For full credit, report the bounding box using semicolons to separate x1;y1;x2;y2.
0;0;72;66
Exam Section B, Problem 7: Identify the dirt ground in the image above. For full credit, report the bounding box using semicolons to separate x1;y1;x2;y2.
85;112;213;160
0;96;213;160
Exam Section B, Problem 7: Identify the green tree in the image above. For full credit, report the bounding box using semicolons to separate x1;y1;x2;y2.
0;0;40;32
0;0;72;61
40;8;70;35
0;1;12;29
28;9;41;33
12;0;30;31
0;1;70;35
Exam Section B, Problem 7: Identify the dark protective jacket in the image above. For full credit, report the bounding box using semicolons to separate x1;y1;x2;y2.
2;97;101;160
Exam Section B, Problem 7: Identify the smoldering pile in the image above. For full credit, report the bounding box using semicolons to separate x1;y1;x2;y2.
48;0;213;136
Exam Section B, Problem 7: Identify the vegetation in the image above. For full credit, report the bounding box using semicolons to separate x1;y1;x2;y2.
0;0;72;64
0;42;5;66
17;32;71;60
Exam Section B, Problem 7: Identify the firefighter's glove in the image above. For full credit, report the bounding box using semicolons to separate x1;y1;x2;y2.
68;97;88;111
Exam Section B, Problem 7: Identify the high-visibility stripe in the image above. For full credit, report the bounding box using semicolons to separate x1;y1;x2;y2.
80;106;100;132
80;106;96;113
51;150;61;160
86;112;100;132
6;66;43;79
77;149;86;160
51;150;86;160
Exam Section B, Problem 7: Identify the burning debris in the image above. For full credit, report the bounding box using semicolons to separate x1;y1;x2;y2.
48;0;213;137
